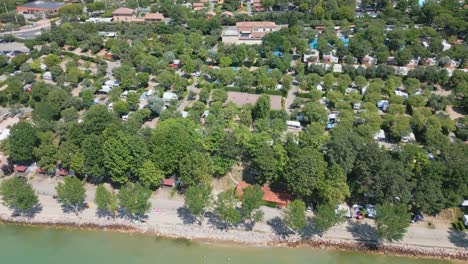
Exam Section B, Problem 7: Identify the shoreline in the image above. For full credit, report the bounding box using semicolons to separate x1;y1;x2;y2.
1;215;467;262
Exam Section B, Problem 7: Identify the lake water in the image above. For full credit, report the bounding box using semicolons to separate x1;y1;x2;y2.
0;224;454;264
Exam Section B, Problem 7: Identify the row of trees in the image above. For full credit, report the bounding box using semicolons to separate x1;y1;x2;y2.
183;183;410;242
0;176;151;221
0;176;409;242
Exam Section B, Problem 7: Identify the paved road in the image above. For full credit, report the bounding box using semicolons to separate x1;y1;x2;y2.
285;82;298;114
177;77;199;112
0;20;53;39
105;60;121;78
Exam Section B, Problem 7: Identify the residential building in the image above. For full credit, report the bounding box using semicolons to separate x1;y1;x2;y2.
362;55;377;65
323;52;339;63
252;0;265;11
112;7;136;22
144;12;165;22
192;3;206;11
303;49;320;65
16;1;65;14
423;58;438;66
222;21;279;45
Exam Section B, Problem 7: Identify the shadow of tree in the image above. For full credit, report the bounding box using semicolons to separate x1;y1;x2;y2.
116;209;148;222
300;216;321;240
346;221;379;249
12;205;43;219
95;208;116;219
205;211;226;230
176;207;197;225
59;203;85;216
448;228;468;249
267;216;294;239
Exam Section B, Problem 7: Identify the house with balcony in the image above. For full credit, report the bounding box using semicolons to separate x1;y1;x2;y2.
222;21;279;45
112;8;136;22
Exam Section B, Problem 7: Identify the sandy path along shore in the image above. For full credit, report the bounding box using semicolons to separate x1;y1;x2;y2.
0;176;466;260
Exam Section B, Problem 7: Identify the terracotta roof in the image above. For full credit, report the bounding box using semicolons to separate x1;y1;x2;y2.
57;169;69;176
144;12;164;20
250;31;267;38
163;178;175;186
236;21;276;30
15;165;28;172
236;181;292;207
112;7;135;15
36;168;46;174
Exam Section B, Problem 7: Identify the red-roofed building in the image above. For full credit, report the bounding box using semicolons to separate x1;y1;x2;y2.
144;12;165;22
252;0;265;11
36;167;46;174
112;7;136;22
57;169;69;176
15;165;28;173
162;178;175;188
222;21;280;45
236;181;292;208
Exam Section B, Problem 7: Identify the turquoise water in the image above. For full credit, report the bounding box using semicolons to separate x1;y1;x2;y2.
0;224;454;264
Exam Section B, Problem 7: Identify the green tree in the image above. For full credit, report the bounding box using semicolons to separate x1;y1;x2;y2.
94;184;118;217
184;183;213;225
314;203;345;237
317;164;350;204
241;185;264;230
215;190;241;229
179;151;213;187
58;3;83;18
118;182;152;220
283;200;306;234
103;131;149;184
219;57;233;67
147;96;165;116
137;160;164;189
113;100;129;117
0;177;39;216
33;131;58;172
252;95;270;121
9;122;38;163
284;147;327;199
302;102;328;124
82;104;115;135
375;203;411;242
55;176;86;216
81;135;105;183
152;119;201;175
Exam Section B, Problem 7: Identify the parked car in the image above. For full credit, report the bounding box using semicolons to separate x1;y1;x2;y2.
366;204;377;218
335;204;352;218
411;212;424;223
352;204;363;219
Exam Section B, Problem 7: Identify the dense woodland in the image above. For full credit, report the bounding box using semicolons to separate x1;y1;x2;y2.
0;0;467;228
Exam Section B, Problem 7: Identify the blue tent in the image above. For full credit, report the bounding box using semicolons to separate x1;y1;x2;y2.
266;68;273;73
309;38;318;49
340;37;349;47
273;51;283;57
